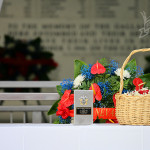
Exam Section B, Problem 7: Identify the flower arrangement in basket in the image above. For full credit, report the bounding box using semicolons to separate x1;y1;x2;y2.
115;49;150;125
48;57;149;124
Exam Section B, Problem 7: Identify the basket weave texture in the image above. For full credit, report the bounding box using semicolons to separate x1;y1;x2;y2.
115;48;150;125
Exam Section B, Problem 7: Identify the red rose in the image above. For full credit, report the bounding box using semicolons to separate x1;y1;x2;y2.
56;104;70;119
91;61;106;74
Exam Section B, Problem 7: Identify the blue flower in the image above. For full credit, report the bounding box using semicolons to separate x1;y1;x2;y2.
126;66;144;77
60;79;73;94
71;104;74;109
58;116;71;124
81;64;94;80
97;81;112;99
122;89;128;94
96;101;103;108
108;60;118;75
136;66;144;77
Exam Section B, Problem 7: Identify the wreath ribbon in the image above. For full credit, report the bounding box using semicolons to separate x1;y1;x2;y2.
69;108;116;120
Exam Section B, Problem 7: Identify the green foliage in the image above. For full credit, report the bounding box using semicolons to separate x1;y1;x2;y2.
123;79;130;89
140;73;150;88
79;80;87;89
56;85;63;96
107;76;120;92
87;80;91;88
94;119;106;123
47;99;60;115
99;58;108;66
125;59;137;76
53;118;60;124
74;60;87;78
125;58;136;69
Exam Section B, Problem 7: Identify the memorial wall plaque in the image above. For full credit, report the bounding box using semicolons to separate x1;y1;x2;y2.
0;0;149;80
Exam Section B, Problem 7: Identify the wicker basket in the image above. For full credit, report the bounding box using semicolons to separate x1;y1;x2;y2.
115;48;150;125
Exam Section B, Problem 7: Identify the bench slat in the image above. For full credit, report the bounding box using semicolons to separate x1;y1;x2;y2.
0;105;51;111
0;81;61;88
0;93;60;100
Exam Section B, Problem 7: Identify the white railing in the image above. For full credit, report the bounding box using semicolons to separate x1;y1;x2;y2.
0;81;61;123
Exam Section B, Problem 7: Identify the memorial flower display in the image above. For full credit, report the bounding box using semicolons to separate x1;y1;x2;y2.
48;58;150;124
0;35;58;84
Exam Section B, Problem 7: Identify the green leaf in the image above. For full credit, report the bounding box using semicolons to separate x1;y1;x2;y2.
56;85;63;96
99;58;108;66
139;73;150;88
108;76;120;92
47;99;60;115
125;59;136;72
104;87;106;98
80;80;87;89
105;74;110;79
53;118;60;124
74;60;87;78
91;78;95;84
123;79;130;89
87;80;90;88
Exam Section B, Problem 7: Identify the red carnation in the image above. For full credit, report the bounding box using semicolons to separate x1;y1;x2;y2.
56;104;70;119
89;83;102;103
91;61;106;74
133;78;144;91
60;90;74;107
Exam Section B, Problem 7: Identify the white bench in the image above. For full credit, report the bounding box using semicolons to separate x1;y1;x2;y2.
0;81;61;123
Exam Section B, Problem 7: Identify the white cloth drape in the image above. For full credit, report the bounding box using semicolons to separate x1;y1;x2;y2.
0;124;149;150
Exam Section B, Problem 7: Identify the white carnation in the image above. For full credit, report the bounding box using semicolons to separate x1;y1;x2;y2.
73;74;85;88
114;68;131;79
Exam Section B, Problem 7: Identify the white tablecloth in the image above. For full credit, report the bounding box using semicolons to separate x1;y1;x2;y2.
0;123;149;150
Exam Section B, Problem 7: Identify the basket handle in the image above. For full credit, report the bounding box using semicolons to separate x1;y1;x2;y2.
119;48;150;94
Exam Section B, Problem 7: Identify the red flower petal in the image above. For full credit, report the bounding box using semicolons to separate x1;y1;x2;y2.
95;90;102;101
113;93;117;107
91;61;106;74
56;104;70;119
69;110;74;117
89;83;102;102
60;90;74;107
138;89;149;94
133;78;144;91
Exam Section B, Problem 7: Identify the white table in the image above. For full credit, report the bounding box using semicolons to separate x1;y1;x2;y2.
0;124;149;150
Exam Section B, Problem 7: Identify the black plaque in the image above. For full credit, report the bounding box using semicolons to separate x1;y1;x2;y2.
76;107;91;115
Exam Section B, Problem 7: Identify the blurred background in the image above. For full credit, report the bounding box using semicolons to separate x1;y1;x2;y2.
0;0;150;123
